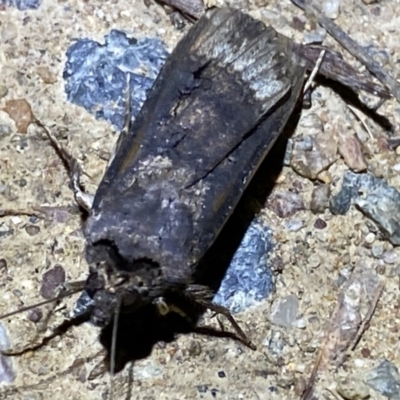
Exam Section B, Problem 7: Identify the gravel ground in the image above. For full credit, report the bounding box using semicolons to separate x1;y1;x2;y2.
0;0;400;399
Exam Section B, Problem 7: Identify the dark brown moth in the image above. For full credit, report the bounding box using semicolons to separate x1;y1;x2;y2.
2;6;307;382
83;6;306;344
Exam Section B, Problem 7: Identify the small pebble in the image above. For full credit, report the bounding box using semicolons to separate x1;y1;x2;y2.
28;308;43;323
371;242;384;258
1;22;18;42
338;134;367;172
25;225;40;236
361;348;371;358
0;259;7;273
336;377;370;400
0;181;9;195
0;125;12;139
331;171;400;245
365;232;375;244
291;134;337;180
314;218;327;229
4;99;33;134
197;385;208;394
0;86;8;99
277;378;294;389
308;254;321;269
322;0;340;19
188;341;202;357
267;191;304;218
310;184;330;214
303;27;327;44
294;377;306;396
37;66;57;84
271;295;299;328
285;219;304;232
382;251;398;264
264;330;285;355
210;388;218;397
294;318;306;329
12;289;23;298
17;178;27;187
317;170;333;184
385;266;399;278
295;364;306;373
376;263;385;275
40;265;66;299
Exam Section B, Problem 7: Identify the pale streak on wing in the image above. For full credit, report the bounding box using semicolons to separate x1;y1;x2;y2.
186;8;295;114
106;8;303;183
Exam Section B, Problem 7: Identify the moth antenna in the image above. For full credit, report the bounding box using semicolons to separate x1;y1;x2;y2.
33;116;93;211
0;285;84;320
107;72;132;169
122;72;132;136
109;297;122;400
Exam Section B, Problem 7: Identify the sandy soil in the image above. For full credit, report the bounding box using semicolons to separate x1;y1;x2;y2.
0;0;400;399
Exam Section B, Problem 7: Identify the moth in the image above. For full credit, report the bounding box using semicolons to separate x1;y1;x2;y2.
82;5;306;358
2;6;307;383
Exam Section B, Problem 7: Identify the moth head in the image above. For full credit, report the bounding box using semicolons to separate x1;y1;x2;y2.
85;269;143;327
84;240;164;327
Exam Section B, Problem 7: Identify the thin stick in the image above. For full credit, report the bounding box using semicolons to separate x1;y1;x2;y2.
350;282;384;351
291;0;400;103
303;49;326;94
347;104;374;139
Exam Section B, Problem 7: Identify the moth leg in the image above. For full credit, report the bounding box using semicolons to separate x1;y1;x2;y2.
33;117;93;211
2;312;90;357
183;284;256;349
154;291;256;350
195;301;257;350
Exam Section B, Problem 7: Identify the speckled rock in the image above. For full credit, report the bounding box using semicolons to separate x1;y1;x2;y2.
270;294;299;328
3;99;33;133
366;359;400;398
214;218;274;313
338;134;367;172
0;0;40;10
331;171;400;245
336;377;370;400
310;184;331;214
0;322;14;383
322;0;341;19
40;265;66;299
64;30;168;130
267;191;305;218
290;134;338;180
1;21;17;42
